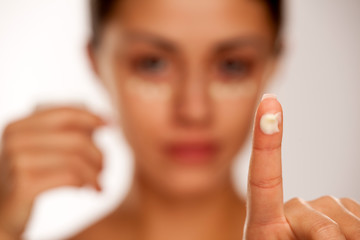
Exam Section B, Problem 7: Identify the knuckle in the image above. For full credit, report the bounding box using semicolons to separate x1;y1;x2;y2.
286;197;305;206
284;197;306;211
339;197;352;203
60;155;75;170
55;107;92;123
317;195;339;204
67;154;85;169
63;172;83;187
12;153;30;172
311;196;341;211
249;175;282;189
70;133;89;149
57;106;77;112
56;107;79;116
69;154;83;163
2;122;17;137
55;108;80;124
311;221;343;239
2;133;19;153
3;133;31;155
340;197;359;207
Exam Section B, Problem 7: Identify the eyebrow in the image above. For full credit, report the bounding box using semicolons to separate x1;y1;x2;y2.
214;37;266;54
123;31;177;53
122;31;265;54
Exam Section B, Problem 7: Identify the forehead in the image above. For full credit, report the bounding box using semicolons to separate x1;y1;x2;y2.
116;0;274;40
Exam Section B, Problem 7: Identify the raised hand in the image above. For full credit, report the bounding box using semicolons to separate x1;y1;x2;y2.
0;107;105;239
243;94;360;240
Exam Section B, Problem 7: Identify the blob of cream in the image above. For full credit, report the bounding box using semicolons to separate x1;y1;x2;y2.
260;112;281;135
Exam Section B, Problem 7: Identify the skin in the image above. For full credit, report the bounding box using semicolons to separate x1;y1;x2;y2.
0;0;359;239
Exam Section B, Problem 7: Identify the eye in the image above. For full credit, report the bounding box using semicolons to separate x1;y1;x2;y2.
135;56;168;74
218;58;250;78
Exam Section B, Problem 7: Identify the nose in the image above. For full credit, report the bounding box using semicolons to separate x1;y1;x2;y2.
174;72;211;127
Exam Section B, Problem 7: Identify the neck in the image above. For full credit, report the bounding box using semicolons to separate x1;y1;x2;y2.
120;170;246;240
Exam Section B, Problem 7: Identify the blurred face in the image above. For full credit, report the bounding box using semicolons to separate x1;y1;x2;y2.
93;0;279;197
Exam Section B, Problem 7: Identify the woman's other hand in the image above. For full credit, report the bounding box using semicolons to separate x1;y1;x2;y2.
243;95;360;240
0;107;105;239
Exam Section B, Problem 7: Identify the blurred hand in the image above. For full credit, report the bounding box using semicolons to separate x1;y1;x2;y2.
0;107;105;239
243;96;360;240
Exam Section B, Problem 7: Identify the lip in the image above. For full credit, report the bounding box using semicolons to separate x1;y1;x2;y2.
164;140;218;165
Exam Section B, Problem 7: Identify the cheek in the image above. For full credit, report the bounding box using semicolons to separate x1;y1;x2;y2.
213;93;258;157
219;100;255;134
210;67;268;145
211;78;260;136
118;76;172;151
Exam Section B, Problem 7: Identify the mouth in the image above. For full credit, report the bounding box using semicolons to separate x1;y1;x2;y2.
164;140;219;165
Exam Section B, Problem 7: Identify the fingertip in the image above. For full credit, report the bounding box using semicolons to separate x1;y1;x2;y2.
258;93;282;113
252;93;283;149
261;93;278;101
256;93;283;134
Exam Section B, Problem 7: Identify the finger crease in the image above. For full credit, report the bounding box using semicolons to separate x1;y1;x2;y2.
249;176;283;189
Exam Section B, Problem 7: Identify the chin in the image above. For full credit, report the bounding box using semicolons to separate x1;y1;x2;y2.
160;170;227;199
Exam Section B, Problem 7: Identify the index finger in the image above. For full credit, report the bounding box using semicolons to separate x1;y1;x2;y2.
247;94;285;225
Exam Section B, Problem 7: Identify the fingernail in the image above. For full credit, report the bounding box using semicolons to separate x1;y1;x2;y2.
262;93;278;101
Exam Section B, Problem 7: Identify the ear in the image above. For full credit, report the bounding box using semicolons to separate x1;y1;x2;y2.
86;41;100;78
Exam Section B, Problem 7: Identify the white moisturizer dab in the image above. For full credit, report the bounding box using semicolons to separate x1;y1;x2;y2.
260;112;281;135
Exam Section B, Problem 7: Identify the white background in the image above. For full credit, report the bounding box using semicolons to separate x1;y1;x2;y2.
0;0;359;239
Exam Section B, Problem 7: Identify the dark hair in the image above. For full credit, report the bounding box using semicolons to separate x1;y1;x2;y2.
89;0;283;48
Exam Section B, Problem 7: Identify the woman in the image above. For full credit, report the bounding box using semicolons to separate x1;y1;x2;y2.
0;0;359;239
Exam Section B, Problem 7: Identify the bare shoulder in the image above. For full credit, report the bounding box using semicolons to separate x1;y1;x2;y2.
68;208;138;240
